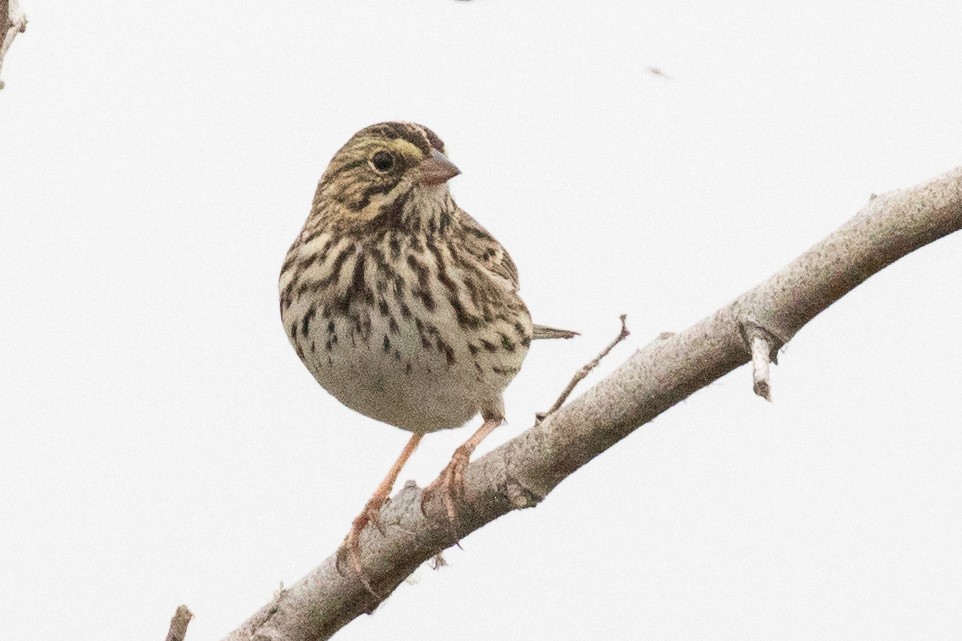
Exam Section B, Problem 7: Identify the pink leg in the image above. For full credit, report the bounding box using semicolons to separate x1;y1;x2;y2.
337;432;423;594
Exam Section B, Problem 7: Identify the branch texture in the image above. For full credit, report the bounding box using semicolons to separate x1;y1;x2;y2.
223;166;962;641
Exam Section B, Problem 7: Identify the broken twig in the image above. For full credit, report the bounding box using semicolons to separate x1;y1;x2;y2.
165;605;193;641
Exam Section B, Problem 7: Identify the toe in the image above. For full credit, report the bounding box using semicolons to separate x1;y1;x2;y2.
366;506;387;535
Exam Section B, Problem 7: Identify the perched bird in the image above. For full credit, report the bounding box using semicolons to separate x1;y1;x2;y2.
278;122;575;578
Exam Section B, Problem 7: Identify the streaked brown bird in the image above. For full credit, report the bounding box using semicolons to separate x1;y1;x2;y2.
279;122;575;578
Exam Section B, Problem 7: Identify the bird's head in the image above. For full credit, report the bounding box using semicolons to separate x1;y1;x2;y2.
312;122;461;232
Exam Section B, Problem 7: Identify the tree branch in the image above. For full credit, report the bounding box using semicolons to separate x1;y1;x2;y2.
222;166;962;641
0;0;27;90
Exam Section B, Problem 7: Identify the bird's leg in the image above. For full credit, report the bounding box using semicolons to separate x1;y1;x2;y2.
422;414;503;541
337;432;423;590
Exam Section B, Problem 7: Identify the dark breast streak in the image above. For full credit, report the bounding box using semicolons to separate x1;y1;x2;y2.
282;225;532;385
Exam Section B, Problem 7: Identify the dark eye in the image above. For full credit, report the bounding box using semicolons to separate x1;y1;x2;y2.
371;151;395;172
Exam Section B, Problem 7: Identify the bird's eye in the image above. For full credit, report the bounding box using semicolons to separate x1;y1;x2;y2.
371;151;395;172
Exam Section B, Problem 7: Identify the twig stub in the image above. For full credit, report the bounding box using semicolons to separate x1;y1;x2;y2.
749;334;773;401
740;320;780;402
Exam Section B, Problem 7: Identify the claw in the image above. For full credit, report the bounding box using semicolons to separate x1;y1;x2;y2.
334;499;386;600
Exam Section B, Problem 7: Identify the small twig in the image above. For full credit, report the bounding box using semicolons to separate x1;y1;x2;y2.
165;605;193;641
536;315;630;422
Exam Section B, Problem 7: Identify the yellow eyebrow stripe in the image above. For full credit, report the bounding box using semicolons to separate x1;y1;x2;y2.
389;139;425;160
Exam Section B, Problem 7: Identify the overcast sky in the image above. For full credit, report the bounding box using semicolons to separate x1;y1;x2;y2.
3;1;962;640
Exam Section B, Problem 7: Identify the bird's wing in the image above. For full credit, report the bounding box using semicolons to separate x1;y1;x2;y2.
457;210;521;292
458;211;577;340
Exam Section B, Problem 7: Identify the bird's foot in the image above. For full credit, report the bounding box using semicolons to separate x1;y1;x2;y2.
421;446;470;545
335;494;389;600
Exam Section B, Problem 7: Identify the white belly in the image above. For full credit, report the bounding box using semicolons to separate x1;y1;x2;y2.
287;299;529;433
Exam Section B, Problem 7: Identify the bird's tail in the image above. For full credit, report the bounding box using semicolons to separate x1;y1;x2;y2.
532;324;579;340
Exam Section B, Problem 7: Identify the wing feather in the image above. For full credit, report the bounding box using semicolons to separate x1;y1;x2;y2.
457;210;521;292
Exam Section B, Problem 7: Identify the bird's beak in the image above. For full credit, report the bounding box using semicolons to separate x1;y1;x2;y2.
419;149;461;185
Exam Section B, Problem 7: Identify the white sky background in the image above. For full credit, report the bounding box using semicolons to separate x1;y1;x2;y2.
3;1;962;639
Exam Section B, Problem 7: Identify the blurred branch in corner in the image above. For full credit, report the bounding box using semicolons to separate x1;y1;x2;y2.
1;0;28;90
